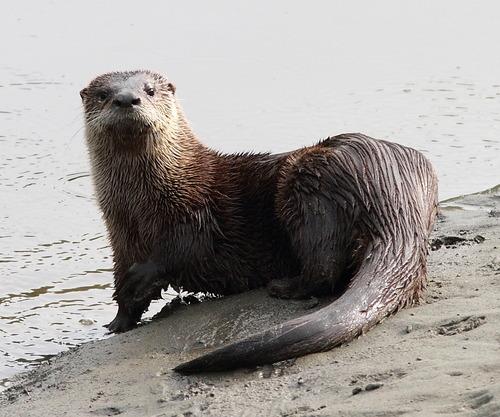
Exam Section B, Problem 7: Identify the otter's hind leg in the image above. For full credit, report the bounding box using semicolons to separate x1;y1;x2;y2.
273;150;354;299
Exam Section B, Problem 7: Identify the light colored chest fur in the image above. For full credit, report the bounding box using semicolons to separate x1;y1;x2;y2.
92;155;168;261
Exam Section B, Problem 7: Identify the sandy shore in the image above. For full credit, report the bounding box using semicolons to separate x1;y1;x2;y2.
1;188;499;417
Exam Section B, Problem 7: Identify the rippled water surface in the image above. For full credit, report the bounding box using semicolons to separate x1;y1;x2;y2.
1;0;499;385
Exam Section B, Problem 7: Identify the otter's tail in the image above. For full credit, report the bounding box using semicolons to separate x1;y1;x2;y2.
174;245;424;374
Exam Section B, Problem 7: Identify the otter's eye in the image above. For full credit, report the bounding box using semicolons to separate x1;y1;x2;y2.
98;91;108;101
144;84;155;97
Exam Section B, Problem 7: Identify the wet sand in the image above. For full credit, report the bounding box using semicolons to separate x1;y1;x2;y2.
1;188;499;416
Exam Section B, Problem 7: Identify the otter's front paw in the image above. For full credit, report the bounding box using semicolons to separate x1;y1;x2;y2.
106;261;167;334
117;261;165;306
105;308;138;333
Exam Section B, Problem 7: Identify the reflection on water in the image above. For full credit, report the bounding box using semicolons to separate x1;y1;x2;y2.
1;0;500;387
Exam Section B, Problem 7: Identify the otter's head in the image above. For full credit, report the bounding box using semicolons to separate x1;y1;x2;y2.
80;70;177;147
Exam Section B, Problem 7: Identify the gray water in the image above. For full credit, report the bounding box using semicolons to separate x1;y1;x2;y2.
1;0;499;385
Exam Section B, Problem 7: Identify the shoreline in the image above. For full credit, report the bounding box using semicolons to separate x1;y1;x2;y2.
1;186;499;417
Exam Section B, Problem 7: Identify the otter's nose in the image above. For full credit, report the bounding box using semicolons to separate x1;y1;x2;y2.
113;90;141;108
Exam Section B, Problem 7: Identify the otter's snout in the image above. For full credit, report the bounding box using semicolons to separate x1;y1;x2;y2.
113;90;141;108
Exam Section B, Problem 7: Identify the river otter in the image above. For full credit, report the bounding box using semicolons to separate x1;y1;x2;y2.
80;70;438;373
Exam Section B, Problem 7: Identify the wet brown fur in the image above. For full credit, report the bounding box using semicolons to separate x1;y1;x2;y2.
81;70;438;373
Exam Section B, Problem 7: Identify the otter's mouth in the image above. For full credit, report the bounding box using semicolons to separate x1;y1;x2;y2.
103;109;153;137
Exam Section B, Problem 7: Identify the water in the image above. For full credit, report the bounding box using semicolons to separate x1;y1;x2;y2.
1;0;499;386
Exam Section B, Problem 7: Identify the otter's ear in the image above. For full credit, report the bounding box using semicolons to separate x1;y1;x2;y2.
167;83;176;95
80;88;88;101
